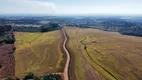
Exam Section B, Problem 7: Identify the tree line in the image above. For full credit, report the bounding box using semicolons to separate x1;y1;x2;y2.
5;72;63;80
14;23;61;32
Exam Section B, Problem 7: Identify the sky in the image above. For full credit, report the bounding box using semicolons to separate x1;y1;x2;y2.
0;0;142;15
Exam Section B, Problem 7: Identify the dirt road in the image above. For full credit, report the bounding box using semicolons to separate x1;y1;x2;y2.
62;27;70;80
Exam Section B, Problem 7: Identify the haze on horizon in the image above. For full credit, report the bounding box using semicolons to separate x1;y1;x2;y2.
0;0;142;15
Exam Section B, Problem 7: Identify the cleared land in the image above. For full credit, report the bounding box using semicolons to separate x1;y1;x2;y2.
0;44;15;79
65;27;142;80
14;30;64;77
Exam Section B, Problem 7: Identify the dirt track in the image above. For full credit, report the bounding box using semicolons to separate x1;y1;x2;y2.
62;27;70;80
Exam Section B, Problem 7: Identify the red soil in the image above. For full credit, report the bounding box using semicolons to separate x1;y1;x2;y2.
0;44;15;79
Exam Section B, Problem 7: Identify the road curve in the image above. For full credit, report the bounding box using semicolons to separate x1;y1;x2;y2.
62;27;70;80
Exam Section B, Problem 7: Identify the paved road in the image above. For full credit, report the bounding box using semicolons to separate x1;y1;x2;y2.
62;27;70;80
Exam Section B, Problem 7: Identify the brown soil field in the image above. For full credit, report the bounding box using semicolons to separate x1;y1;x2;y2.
0;44;15;79
65;27;142;80
14;30;65;77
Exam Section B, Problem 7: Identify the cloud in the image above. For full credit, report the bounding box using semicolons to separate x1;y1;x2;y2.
58;1;142;15
0;0;57;14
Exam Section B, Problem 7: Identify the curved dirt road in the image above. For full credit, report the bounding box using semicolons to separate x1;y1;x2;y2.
62;27;70;80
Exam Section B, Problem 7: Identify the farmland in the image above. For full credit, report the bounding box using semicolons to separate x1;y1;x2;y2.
14;30;64;77
65;27;142;80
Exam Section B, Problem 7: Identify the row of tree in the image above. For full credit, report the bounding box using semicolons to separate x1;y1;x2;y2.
5;72;63;80
41;23;61;32
14;23;61;32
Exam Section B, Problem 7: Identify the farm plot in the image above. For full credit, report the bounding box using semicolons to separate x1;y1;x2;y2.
14;31;64;77
65;27;142;80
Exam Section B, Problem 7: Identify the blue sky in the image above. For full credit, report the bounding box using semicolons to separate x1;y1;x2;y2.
0;0;142;15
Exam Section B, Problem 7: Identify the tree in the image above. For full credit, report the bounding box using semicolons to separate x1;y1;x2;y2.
43;74;63;80
24;72;35;80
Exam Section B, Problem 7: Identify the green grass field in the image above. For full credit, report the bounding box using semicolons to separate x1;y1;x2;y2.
14;31;64;77
65;27;142;80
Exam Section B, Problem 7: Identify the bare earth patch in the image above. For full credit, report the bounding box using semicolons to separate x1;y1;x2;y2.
0;44;15;79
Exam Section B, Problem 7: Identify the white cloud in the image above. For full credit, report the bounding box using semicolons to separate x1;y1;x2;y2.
0;0;57;14
59;3;142;15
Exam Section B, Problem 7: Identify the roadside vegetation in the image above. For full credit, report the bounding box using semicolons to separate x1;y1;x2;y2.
65;27;142;80
14;30;65;77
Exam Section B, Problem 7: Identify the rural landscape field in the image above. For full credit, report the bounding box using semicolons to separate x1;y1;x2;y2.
14;30;65;77
1;17;142;80
1;0;142;80
65;27;142;80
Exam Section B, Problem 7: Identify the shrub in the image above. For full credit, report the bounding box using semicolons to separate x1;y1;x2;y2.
23;72;35;80
43;74;63;80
